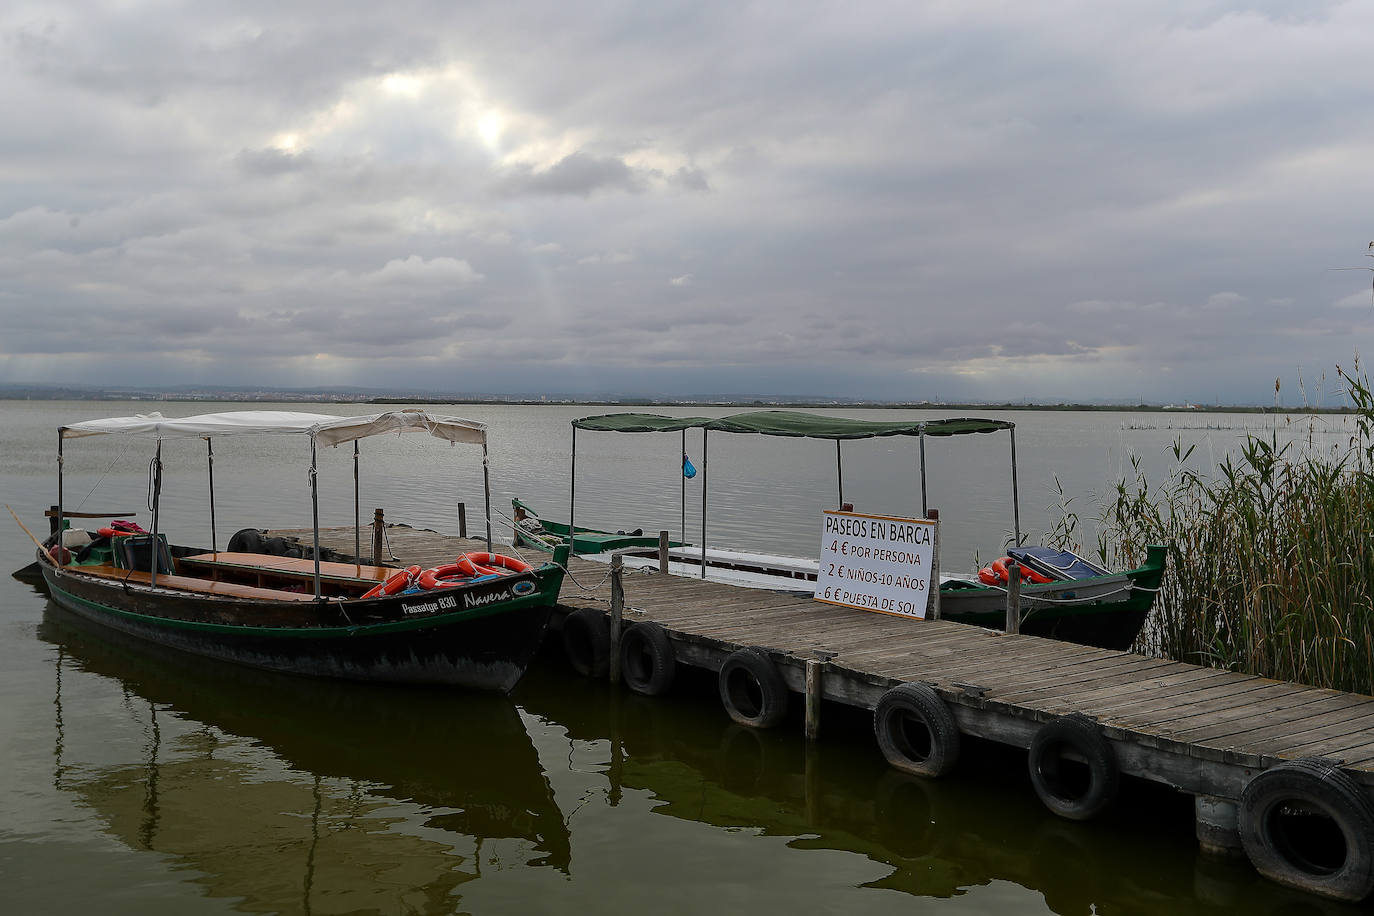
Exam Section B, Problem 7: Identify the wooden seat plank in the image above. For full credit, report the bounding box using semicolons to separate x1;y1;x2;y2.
181;552;394;584
65;565;316;601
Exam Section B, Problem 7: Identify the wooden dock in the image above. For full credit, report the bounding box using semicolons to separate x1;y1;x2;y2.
285;523;1374;903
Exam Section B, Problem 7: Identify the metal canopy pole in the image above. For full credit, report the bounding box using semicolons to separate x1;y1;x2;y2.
1009;426;1022;547
681;429;687;544
206;438;217;553
149;439;163;587
56;432;64;565
482;441;493;553
309;436;321;599
700;429;708;579
835;439;844;509
919;429;928;516
569;425;577;557
353;441;360;562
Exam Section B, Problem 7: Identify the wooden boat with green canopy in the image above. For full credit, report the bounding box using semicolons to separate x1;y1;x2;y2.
526;410;1165;651
27;409;569;693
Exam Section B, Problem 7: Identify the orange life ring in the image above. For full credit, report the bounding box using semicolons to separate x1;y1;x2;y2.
458;552;533;575
981;557;1053;586
417;564;469;590
361;564;421;599
414;553;533;591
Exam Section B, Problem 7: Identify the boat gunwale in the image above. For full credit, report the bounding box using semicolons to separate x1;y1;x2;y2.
38;548;566;639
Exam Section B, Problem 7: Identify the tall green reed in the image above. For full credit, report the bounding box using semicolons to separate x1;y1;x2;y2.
1089;377;1374;694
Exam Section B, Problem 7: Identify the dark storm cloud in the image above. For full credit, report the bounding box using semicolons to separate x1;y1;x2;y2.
236;148;316;176
494;152;647;197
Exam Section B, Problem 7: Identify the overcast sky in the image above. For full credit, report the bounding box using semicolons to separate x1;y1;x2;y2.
4;1;1374;405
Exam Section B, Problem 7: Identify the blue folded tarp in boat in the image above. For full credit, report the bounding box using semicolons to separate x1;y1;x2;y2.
1007;546;1111;581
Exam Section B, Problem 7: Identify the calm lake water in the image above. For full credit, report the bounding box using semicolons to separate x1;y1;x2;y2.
0;400;1364;915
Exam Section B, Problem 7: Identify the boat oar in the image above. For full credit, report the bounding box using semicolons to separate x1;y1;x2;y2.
7;505;49;581
7;504;46;550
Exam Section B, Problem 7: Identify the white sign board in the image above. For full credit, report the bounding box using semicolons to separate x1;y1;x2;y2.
814;510;936;619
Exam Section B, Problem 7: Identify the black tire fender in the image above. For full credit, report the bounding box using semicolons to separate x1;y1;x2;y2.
620;621;676;696
562;607;610;678
717;647;788;729
1239;757;1374;902
873;683;961;778
227;528;265;554
1027;714;1119;821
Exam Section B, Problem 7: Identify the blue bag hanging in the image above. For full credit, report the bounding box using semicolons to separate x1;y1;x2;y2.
682;453;697;479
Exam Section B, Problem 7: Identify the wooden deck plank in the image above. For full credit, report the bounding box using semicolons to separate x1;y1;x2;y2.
879;646;1113;690
1158;690;1347;742
982;656;1177;703
1108;683;1301;732
877;640;1095;677
1226;707;1374;755
1036;666;1233;709
1278;728;1374;762
1070;671;1264;715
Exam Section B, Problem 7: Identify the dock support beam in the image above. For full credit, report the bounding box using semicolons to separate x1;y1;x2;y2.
1005;564;1022;634
927;508;941;620
1194;795;1244;858
609;554;624;685
658;530;670;574
805;658;823;741
353;441;360;563
372;509;384;566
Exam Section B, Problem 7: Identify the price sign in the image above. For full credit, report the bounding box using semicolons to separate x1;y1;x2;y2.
814;510;936;619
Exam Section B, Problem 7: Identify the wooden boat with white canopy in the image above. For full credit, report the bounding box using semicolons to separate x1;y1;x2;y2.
30;409;568;692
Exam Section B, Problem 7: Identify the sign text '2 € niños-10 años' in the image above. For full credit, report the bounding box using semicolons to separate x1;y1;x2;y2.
814;510;936;619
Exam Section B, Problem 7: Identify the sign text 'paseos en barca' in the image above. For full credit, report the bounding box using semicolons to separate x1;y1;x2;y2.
814;510;936;619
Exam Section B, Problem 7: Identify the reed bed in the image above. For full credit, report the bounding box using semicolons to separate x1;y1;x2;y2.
1089;384;1374;695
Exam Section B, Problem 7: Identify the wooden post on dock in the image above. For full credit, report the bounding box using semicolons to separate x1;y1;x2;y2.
371;509;384;565
609;553;624;685
457;502;467;538
658;530;670;574
805;657;823;740
926;508;940;620
1005;563;1021;635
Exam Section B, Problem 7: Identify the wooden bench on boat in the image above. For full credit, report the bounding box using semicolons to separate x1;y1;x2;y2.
177;552;395;590
73;565;317;602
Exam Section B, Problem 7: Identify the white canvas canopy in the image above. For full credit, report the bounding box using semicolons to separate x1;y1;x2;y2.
61;409;487;447
55;408;494;593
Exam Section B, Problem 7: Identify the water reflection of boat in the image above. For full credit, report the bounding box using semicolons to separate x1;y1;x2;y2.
40;603;570;913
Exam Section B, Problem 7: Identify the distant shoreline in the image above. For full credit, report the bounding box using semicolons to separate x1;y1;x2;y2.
0;389;1353;414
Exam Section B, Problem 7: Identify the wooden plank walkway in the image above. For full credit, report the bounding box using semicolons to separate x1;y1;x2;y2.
282;524;1374;801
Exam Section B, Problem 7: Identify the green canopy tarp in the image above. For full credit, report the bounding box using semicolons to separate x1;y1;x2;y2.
571;410;1012;439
